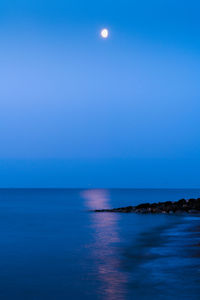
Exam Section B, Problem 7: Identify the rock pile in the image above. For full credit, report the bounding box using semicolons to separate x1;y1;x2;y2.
94;198;200;214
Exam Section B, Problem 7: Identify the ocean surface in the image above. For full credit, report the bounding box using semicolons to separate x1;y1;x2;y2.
0;189;199;300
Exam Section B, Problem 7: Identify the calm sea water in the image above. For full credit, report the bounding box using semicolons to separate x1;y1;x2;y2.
0;189;199;300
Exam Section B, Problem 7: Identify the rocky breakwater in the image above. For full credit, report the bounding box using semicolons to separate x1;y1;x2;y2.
94;198;200;214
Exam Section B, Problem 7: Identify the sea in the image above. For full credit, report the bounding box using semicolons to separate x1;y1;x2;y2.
0;188;199;300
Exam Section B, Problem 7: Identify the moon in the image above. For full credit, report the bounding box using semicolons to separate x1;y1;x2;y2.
100;28;109;39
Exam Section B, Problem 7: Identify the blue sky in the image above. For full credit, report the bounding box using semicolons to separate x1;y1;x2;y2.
0;0;200;187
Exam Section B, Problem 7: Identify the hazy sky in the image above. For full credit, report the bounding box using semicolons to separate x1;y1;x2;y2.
0;0;200;187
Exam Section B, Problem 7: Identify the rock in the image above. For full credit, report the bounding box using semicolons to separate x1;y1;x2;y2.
93;198;200;214
188;209;199;214
177;199;187;205
136;203;150;209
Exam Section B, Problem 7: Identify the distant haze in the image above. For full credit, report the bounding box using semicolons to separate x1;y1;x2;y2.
0;0;200;188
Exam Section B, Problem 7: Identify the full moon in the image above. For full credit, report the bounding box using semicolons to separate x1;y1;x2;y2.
100;28;109;39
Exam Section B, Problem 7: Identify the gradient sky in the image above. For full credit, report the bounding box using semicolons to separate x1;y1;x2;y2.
0;0;200;188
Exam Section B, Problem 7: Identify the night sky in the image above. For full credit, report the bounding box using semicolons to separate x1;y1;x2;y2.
0;0;200;187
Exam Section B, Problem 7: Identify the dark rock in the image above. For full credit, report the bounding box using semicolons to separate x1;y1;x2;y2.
188;209;199;214
136;203;150;209
93;198;200;214
177;199;187;205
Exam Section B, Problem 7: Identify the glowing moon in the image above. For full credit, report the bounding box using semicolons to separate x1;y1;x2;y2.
100;28;109;39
